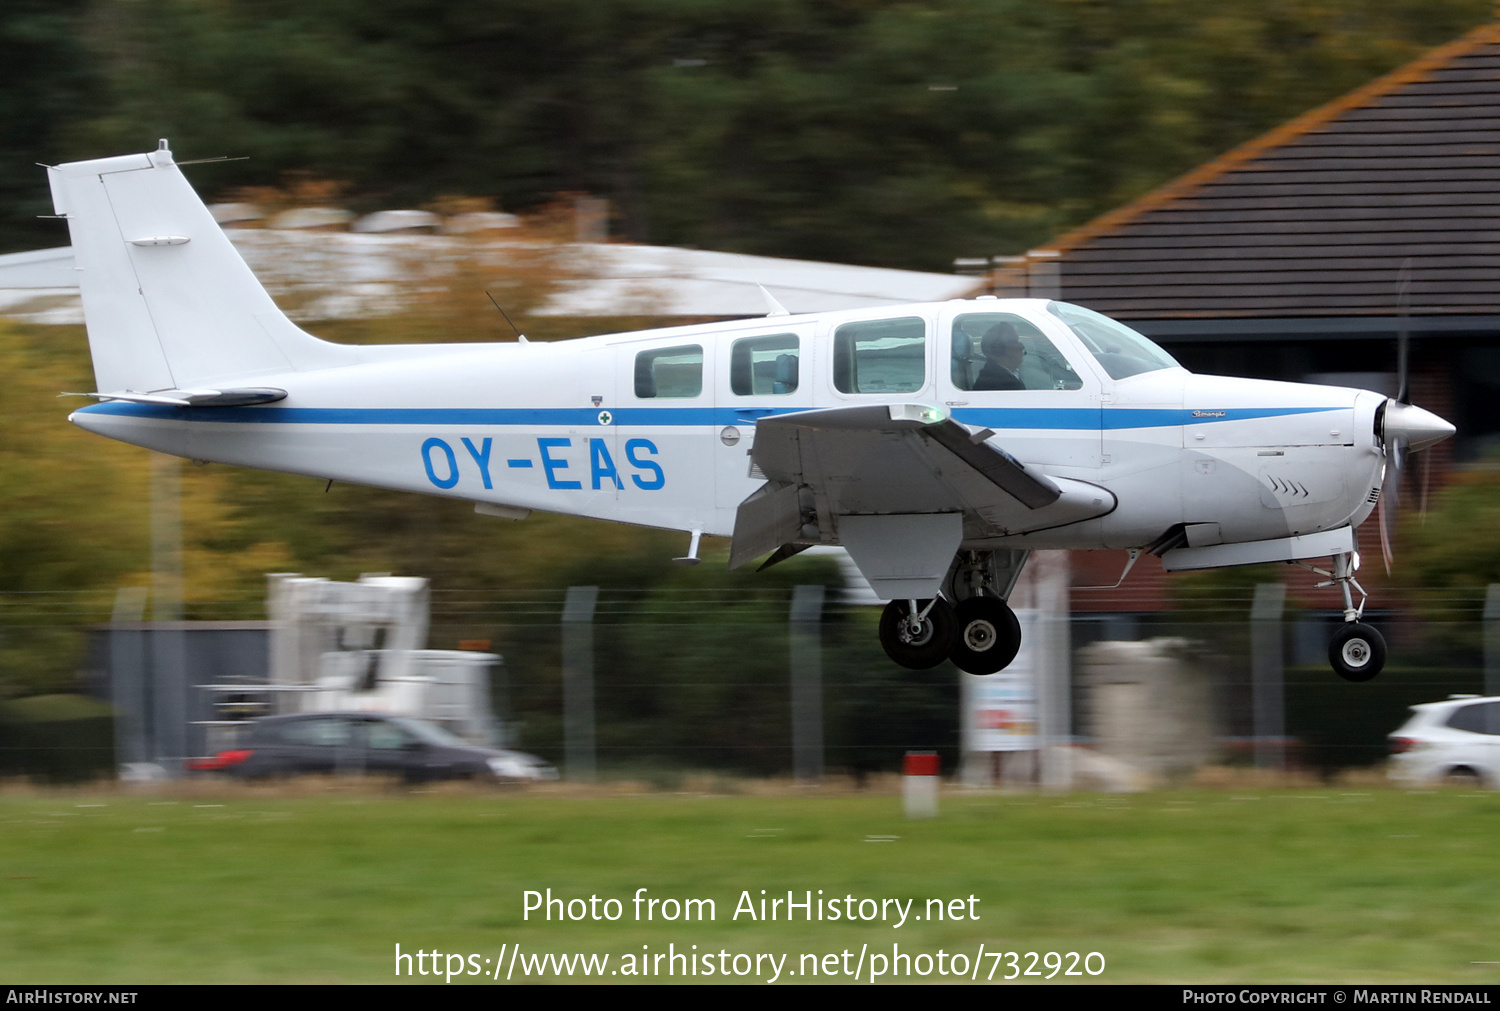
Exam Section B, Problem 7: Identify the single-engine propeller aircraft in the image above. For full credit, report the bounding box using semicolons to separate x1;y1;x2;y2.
46;143;1455;681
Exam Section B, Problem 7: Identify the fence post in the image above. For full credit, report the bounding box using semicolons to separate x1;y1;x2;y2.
789;585;825;783
1484;585;1500;698
149;452;187;775
109;587;149;775
561;586;599;782
1250;583;1287;771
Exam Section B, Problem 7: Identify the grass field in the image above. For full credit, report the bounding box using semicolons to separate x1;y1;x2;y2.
3;780;1499;984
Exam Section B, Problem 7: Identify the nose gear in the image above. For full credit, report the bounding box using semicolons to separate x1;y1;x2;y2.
1297;550;1387;681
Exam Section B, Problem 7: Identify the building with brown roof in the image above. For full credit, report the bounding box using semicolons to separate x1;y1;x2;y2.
994;23;1500;619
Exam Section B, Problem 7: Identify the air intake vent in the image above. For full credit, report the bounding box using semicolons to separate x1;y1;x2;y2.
1367;486;1381;504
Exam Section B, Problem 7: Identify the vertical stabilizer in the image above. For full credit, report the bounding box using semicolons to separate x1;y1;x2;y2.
47;141;351;393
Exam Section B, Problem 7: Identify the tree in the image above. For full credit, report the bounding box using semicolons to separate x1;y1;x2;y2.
0;0;99;253
29;0;1490;269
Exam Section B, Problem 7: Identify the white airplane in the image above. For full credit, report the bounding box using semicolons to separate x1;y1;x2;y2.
45;142;1455;682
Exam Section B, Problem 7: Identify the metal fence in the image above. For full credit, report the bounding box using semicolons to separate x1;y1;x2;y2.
0;584;1494;782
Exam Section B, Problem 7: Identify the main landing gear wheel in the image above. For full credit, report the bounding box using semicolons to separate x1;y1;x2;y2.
949;597;1022;675
1329;622;1386;682
879;598;956;670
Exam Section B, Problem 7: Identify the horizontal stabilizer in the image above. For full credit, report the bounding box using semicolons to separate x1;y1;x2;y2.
65;387;287;408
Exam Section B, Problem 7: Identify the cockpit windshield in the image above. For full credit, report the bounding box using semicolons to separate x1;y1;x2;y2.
1047;301;1181;380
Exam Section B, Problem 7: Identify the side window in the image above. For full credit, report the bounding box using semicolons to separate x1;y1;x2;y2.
832;317;926;394
635;345;703;399
730;334;799;396
1447;702;1500;735
365;720;417;750
951;313;1083;392
282;717;353;747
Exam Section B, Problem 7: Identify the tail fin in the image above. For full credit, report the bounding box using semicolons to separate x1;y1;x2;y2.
47;140;352;393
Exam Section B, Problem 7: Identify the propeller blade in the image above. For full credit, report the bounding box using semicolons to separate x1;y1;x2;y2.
1377;264;1450;571
1378;448;1403;574
1378;485;1395;575
1419;448;1432;521
1375;392;1454;573
1396;259;1411;404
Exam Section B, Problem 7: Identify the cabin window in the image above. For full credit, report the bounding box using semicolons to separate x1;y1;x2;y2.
634;345;703;398
950;313;1083;392
832;317;926;394
1047;301;1179;380
730;334;799;396
280;717;353;747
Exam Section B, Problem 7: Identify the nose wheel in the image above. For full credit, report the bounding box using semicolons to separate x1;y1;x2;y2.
1329;622;1386;682
878;598;956;669
949;596;1023;675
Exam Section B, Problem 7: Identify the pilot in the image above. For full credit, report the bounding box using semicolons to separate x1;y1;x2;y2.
973;323;1026;391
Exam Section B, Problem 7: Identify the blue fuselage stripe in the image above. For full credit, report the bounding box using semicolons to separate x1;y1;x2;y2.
955;406;1341;430
75;402;1342;430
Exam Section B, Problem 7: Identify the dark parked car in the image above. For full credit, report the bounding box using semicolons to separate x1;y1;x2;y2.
188;712;557;782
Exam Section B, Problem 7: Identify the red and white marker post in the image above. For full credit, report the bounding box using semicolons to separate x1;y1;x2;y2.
902;751;940;819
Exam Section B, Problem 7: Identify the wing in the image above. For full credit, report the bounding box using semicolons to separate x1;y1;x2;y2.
730;403;1115;597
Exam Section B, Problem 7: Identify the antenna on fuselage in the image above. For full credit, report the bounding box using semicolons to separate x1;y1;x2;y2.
485;290;528;343
756;283;791;317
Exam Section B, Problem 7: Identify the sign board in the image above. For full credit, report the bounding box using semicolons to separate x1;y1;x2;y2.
965;608;1037;752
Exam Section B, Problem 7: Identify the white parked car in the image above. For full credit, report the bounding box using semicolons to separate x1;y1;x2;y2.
1388;696;1500;787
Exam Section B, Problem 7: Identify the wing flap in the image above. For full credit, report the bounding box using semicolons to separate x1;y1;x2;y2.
729;481;807;570
917;420;1060;508
751;403;1062;511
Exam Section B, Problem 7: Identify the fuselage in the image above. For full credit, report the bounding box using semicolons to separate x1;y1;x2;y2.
71;297;1385;553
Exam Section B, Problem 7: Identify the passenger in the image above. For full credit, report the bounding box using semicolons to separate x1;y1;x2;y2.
973;323;1026;391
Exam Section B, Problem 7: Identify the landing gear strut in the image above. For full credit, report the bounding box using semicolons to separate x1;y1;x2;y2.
943;549;1027;675
1301;550;1386;682
876;550;1030;674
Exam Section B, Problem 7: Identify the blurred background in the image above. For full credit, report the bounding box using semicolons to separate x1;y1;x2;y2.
4;0;1500;787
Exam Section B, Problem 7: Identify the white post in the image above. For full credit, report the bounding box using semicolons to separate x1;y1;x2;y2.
1033;551;1073;792
1251;583;1287;771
